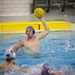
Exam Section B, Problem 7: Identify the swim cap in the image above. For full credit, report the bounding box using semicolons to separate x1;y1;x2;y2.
26;26;35;35
42;64;49;75
41;64;55;75
42;64;50;71
4;47;16;59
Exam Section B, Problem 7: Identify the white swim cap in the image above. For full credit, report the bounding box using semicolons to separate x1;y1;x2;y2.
4;47;16;59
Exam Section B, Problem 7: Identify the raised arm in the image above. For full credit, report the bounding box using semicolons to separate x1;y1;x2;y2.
37;18;50;39
40;18;50;31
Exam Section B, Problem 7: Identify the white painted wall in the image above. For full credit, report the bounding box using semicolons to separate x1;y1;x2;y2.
0;0;33;16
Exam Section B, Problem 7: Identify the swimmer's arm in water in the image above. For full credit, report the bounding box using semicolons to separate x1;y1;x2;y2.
13;65;28;72
17;68;28;73
13;39;23;52
37;18;50;39
54;70;62;75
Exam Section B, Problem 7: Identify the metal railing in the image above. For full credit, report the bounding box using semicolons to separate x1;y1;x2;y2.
32;0;75;13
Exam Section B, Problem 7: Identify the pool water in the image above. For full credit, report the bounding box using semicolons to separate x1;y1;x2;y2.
0;31;75;75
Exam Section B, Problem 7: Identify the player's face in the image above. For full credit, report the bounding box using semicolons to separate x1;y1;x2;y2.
26;28;33;38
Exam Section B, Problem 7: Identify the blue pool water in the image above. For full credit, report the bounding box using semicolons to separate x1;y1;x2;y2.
0;31;75;75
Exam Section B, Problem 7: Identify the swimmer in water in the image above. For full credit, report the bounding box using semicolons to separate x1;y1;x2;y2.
0;49;73;74
41;64;63;75
41;64;74;75
0;48;28;72
12;17;50;54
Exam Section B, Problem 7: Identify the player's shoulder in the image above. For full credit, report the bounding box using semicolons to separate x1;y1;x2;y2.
19;38;26;42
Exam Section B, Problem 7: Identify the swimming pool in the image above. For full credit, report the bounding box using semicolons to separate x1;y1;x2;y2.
0;31;75;75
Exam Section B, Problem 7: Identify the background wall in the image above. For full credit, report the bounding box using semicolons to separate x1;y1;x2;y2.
0;0;33;16
0;0;74;32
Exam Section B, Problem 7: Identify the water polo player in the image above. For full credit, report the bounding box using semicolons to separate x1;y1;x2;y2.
12;18;50;54
0;47;18;70
0;47;28;72
7;8;50;54
41;64;63;75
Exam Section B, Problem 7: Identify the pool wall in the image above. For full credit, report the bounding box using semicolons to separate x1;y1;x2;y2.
0;21;71;34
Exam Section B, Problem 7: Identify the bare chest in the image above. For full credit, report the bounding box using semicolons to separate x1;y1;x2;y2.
23;39;40;49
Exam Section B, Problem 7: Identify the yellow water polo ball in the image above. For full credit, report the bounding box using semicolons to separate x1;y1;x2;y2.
34;8;44;18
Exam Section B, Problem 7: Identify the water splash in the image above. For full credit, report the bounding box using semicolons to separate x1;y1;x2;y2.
0;64;74;75
60;65;75;75
53;0;71;22
65;38;75;52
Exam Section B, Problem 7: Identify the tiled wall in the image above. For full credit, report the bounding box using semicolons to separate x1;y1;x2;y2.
0;0;33;16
